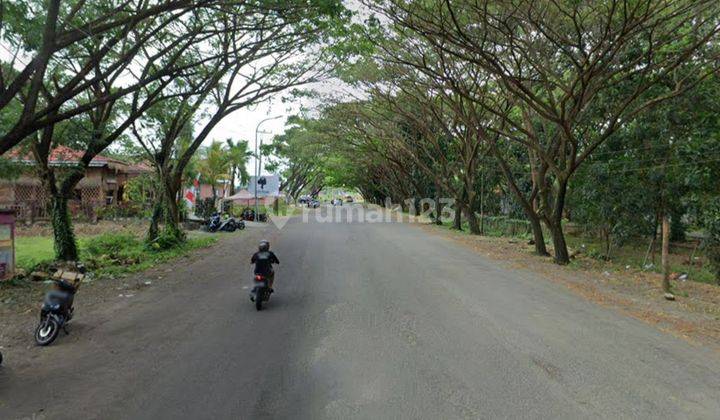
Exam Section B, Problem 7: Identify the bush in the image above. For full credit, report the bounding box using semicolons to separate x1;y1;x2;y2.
222;200;233;214
149;228;185;251
703;199;720;284
82;233;145;268
81;231;214;276
96;203;148;219
195;197;216;219
482;216;532;237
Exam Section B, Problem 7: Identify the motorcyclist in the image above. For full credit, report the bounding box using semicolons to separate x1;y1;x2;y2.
251;240;279;291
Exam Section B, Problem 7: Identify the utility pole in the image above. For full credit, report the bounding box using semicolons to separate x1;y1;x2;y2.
254;116;282;218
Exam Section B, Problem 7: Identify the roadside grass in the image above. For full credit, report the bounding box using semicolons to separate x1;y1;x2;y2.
1;231;218;311
437;218;716;286
564;235;716;285
14;231;218;276
15;236;57;272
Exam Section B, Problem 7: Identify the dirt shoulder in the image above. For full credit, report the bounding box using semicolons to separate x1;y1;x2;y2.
418;223;720;349
0;226;270;357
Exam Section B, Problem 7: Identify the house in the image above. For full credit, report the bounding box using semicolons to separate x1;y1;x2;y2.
0;146;152;221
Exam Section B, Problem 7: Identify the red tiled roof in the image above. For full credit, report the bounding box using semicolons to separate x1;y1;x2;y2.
126;161;154;174
7;145;127;168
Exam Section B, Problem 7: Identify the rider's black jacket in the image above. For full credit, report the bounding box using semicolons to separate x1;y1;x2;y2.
251;251;280;275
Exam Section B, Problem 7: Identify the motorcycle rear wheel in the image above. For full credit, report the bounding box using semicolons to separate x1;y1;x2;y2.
35;317;60;346
255;290;263;311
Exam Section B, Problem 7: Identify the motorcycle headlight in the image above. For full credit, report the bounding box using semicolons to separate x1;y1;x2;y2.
50;303;61;311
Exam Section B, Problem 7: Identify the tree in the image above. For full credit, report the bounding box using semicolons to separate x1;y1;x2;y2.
0;0;240;155
134;0;353;242
377;0;720;263
197;141;229;201
225;139;252;195
20;8;211;261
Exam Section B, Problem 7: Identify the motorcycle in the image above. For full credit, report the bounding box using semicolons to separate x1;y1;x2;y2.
250;274;272;311
35;279;77;346
207;214;244;232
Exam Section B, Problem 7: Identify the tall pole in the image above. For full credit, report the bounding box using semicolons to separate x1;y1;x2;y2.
254;115;282;218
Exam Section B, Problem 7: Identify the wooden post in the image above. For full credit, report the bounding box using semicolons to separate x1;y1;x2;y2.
479;171;485;235
662;213;671;293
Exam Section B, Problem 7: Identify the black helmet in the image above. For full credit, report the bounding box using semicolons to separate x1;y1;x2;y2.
259;240;270;252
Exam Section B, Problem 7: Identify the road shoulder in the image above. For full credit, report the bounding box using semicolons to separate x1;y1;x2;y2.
416;222;720;349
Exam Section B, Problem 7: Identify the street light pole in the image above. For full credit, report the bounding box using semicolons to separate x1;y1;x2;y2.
254;115;282;219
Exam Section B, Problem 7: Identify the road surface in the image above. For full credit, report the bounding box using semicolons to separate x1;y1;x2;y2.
1;206;719;419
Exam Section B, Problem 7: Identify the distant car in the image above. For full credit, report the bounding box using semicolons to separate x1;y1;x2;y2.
345;195;354;203
298;195;310;204
307;199;320;208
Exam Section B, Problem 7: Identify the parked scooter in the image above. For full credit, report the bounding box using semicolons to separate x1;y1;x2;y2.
250;273;272;311
222;217;244;232
35;279;77;346
207;213;244;232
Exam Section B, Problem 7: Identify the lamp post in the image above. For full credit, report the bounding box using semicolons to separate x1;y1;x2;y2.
254;115;282;218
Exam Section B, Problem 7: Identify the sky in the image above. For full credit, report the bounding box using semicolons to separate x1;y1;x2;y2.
203;0;370;177
203;74;360;178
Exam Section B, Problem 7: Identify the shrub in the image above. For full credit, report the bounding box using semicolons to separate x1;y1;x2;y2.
149;228;185;251
703;199;720;284
195;197;216;219
82;233;145;268
96;203;148;219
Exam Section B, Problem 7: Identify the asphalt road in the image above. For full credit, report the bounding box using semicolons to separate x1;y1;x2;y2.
1;205;720;419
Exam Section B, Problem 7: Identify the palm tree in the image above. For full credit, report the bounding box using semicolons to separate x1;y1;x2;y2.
226;138;252;195
198;141;230;201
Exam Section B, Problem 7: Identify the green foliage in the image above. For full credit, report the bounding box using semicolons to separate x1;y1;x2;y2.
82;232;215;276
703;199;720;283
83;233;142;261
197;141;230;198
226;139;252;191
51;197;79;261
195;197;217;219
123;174;157;203
15;236;56;272
148;228;186;251
96;203;149;219
0;157;24;180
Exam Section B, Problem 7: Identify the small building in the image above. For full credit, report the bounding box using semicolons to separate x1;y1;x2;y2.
0;146;151;221
225;189;278;206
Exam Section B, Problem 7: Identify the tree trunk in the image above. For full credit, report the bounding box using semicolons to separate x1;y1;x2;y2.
466;208;481;234
604;228;612;260
147;174;184;244
453;203;463;230
491;146;549;255
433;194;442;225
651;211;659;264
51;195;79;261
662;212;671;293
528;214;548;256
147;199;164;243
548;219;570;264
229;166;237;195
164;182;183;239
544;178;570;264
